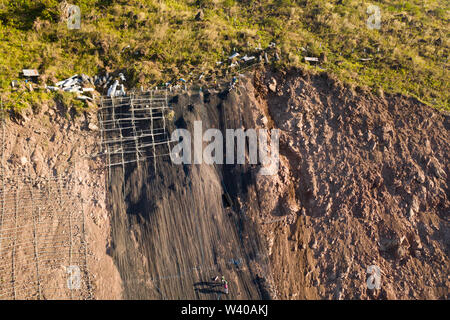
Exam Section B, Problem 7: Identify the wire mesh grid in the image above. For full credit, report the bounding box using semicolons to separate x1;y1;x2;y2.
0;101;92;300
99;92;174;174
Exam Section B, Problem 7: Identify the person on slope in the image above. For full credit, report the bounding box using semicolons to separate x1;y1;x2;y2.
223;280;229;295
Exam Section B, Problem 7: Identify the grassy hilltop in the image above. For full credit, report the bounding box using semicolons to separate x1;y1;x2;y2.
0;0;448;112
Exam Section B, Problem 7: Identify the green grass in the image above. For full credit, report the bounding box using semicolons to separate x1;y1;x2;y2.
0;0;448;112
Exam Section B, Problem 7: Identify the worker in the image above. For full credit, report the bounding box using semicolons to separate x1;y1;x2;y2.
229;76;238;90
224;280;229;294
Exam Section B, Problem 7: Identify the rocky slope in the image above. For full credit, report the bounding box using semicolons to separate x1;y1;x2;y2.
251;69;449;299
105;67;448;300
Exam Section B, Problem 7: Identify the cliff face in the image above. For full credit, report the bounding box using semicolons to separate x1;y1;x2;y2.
106;68;448;300
252;69;449;299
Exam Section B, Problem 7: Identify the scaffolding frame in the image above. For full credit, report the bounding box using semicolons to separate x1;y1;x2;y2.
99;91;174;175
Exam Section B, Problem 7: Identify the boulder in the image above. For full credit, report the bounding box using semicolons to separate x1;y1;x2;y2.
88;122;99;131
268;78;277;92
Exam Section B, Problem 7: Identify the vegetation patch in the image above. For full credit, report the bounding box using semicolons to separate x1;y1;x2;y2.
0;0;448;111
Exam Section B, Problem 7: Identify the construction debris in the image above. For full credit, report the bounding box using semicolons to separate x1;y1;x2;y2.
22;69;39;77
92;72;128;97
304;57;319;62
36;42;282;99
240;55;255;62
53;74;95;94
44;85;60;91
48;73;100;100
76;95;93;101
229;52;240;60
107;80;126;97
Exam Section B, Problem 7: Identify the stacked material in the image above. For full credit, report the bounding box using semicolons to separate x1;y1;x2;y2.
95;72;126;97
47;74;96;101
106;80;126;97
216;43;277;69
49;72;127;99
